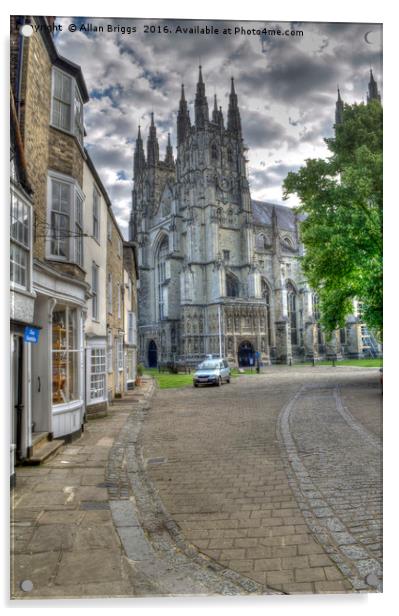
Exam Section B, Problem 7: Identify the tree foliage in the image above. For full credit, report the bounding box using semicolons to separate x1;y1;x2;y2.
283;100;382;337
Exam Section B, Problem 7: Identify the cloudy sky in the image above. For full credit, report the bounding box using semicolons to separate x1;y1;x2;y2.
54;18;382;237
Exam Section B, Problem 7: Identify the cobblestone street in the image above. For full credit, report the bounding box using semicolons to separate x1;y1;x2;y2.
142;366;382;594
11;367;382;598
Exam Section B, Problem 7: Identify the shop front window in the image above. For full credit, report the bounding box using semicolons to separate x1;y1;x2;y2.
52;306;80;404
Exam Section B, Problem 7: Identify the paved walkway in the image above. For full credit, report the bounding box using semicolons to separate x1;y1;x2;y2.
10;378;275;599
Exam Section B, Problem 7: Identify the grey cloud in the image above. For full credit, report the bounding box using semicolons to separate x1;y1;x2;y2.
54;17;382;234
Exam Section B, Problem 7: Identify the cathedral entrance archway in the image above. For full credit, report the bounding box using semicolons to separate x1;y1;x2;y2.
238;341;255;367
148;340;158;368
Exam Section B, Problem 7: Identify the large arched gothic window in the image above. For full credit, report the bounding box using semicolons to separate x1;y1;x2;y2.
261;278;272;346
157;236;169;319
286;281;298;345
226;272;239;297
211;143;218;161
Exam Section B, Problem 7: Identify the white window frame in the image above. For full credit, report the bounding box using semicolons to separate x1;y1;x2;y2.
51;67;84;146
93;187;100;241
89;347;107;402
92;262;99;320
116;337;124;372
10;186;32;292
47;171;85;265
127;312;133;345
107;330;113;373
51;305;81;406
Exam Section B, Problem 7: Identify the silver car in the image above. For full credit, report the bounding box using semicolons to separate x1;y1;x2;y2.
193;358;231;387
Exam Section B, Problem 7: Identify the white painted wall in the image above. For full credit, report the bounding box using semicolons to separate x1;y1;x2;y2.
83;162;108;338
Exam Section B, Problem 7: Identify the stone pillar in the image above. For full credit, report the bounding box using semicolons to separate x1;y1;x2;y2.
325;330;342;359
346;319;363;358
304;321;319;360
275;318;292;364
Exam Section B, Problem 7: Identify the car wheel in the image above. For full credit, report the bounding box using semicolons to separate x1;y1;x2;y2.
217;377;222;386
227;377;231;383
194;383;198;388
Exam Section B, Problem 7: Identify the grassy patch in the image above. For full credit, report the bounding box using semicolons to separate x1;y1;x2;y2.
298;358;382;368
144;368;193;389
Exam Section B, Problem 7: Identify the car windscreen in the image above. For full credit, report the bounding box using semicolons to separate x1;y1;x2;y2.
198;361;219;370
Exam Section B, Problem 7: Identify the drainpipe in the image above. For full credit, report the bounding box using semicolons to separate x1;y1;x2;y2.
15;16;26;121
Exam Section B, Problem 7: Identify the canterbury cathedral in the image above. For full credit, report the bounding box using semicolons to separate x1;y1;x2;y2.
129;67;381;367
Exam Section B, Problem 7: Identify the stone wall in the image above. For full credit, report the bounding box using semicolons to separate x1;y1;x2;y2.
106;211;124;398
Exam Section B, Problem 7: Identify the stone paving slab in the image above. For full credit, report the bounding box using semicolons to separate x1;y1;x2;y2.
10;383;154;600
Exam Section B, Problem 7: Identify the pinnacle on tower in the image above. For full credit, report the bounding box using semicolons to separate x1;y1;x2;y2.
218;106;224;129
133;124;146;179
164;132;174;166
212;94;219;123
367;69;381;103
177;84;191;146
335;87;344;126
194;65;209;129
227;77;242;136
147;112;159;166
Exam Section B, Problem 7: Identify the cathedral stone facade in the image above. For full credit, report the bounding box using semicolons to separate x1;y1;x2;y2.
129;67;377;367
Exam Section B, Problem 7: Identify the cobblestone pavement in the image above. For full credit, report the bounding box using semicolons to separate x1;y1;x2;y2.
141;366;382;595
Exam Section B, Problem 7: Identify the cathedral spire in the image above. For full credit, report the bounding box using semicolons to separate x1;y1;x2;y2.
219;106;224;129
227;77;242;136
177;84;191;146
195;65;209;129
164;132;174;167
133;124;146;179
212;94;219;123
335;86;344;126
147;112;159;166
367;69;381;103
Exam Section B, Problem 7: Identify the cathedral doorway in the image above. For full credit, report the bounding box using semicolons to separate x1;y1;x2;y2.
238;341;255;367
148;340;158;368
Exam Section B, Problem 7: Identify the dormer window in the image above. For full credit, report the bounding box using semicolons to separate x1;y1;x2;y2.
51;68;84;145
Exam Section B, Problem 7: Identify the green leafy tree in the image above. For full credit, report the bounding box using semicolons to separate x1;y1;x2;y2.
283;100;382;338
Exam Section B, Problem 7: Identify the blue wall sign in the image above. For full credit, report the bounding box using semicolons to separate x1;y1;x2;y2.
23;326;40;344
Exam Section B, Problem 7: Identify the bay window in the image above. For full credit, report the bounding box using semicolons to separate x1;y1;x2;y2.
10;188;31;289
52;306;80;405
51;67;84;145
48;172;84;265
